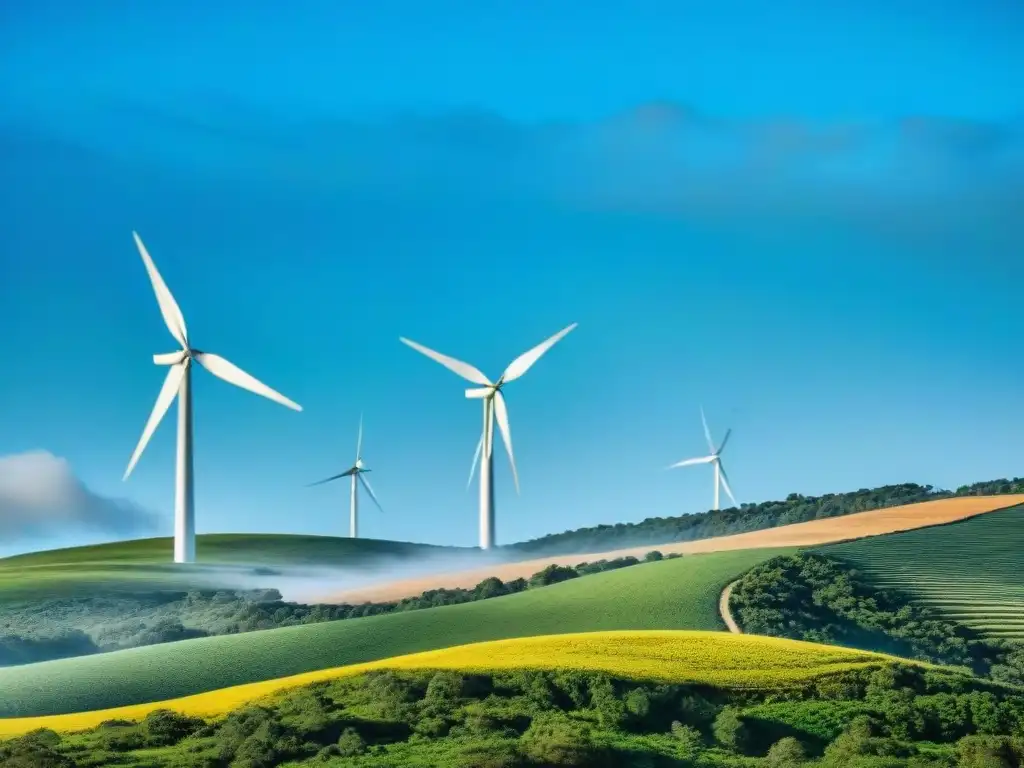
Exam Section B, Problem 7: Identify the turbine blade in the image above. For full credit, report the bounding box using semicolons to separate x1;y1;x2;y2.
123;362;186;481
500;323;577;384
492;390;519;494
700;406;715;454
358;473;384;513
668;455;715;469
356;412;364;461
398;337;492;386
132;231;188;348
467;434;483;490
193;352;302;411
307;469;355;487
465;388;492;399
716;428;732;456
718;462;738;507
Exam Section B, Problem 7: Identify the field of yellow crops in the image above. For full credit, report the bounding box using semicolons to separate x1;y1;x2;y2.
0;630;905;738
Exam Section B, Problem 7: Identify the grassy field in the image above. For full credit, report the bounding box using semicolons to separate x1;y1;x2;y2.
0;547;790;717
822;503;1024;640
0;629;904;737
0;534;473;600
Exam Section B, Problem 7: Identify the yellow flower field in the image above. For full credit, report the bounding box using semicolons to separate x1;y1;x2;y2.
0;630;911;738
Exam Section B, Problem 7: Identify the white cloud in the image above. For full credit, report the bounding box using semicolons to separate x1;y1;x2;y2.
0;451;159;539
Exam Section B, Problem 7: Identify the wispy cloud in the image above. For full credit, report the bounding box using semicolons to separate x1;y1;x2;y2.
0;451;159;539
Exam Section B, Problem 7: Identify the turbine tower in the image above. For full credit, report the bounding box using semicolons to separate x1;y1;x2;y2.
123;231;303;564
308;414;383;538
399;323;577;550
669;407;737;511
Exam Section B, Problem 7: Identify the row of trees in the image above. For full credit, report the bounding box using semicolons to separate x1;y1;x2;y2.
508;477;1024;555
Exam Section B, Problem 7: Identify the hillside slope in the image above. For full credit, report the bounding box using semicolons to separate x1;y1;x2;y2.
824;502;1024;640
0;630;899;736
0;548;786;717
320;494;1024;603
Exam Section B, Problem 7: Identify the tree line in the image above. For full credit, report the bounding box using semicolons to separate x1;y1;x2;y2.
506;477;1024;556
5;658;1024;767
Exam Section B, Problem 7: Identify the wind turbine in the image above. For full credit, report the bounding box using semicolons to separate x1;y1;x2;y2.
669;407;737;511
399;323;577;550
122;231;303;564
307;415;383;538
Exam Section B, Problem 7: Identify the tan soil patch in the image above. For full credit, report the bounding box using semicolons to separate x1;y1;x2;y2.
317;495;1024;604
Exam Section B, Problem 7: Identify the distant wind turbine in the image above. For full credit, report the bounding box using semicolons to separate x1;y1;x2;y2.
669;407;737;511
307;414;383;538
122;231;303;564
399;323;577;550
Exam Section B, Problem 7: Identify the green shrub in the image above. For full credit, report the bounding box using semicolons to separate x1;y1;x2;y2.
336;727;366;757
141;708;205;746
765;736;807;766
519;713;606;766
713;705;749;752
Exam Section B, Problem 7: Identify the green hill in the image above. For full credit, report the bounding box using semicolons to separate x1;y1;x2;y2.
0;547;789;717
0;534;475;600
822;503;1024;640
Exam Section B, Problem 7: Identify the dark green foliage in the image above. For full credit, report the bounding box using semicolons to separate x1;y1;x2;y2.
509;478;1024;556
729;552;1021;680
0;729;76;768
141;708;205;746
528;564;581;588
955;734;1024;767
519;712;608;766
335;726;366;756
6;662;1024;767
644;550;664;562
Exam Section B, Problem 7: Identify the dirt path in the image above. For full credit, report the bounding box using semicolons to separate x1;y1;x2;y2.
720;581;741;634
314;494;1024;604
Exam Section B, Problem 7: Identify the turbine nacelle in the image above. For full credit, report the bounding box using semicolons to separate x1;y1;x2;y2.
153;350;190;366
400;322;578;510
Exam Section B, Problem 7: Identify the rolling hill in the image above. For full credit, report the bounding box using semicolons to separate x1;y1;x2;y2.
0;534;477;600
319;494;1024;603
0;547;789;717
0;630;906;737
823;502;1024;641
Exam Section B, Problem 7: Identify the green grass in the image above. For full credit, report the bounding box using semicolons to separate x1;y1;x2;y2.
821;503;1024;640
0;547;790;718
0;534;473;600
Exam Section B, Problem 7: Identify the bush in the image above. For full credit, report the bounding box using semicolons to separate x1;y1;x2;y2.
644;550;664;562
765;736;807;766
336;727;366;757
712;705;749;752
519;713;606;766
670;720;703;752
528;564;580;588
141;708;204;746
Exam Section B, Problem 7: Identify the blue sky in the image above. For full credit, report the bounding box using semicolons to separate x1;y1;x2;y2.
1;0;1022;556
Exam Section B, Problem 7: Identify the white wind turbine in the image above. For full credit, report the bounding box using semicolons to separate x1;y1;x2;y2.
307;415;383;538
122;231;303;564
399;323;577;550
669;407;737;511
